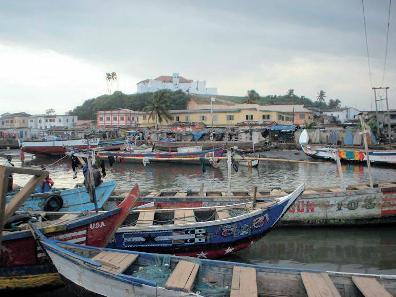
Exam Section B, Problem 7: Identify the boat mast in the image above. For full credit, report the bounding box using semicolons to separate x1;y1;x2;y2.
359;115;374;188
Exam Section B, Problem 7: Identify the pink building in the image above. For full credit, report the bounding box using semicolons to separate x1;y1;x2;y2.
96;109;143;128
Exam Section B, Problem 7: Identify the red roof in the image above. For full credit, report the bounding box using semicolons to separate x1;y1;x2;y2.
154;75;193;83
137;75;193;84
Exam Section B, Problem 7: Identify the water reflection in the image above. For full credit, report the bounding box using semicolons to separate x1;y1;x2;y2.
8;151;396;273
229;226;396;274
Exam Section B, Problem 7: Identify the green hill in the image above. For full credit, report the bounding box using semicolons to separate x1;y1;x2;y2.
70;90;340;120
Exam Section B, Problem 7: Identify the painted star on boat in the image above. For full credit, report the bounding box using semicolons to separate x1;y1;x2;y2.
196;251;207;258
224;247;235;254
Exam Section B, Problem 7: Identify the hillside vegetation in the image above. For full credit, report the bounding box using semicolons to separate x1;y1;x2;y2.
70;89;341;120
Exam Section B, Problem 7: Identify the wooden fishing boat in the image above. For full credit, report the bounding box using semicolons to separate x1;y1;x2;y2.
97;148;225;165
98;138;127;151
154;140;270;153
109;184;304;259
34;229;396;297
107;181;396;226
299;129;396;166
20;138;100;156
6;180;116;212
0;185;139;291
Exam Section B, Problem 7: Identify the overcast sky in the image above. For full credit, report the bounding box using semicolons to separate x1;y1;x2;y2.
0;0;395;114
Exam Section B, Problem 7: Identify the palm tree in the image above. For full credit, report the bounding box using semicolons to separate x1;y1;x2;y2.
244;90;260;104
144;91;172;129
317;90;326;103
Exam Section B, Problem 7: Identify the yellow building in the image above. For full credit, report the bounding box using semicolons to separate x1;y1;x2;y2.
137;102;313;127
0;112;30;129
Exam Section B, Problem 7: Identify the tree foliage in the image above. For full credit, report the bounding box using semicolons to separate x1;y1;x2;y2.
244;90;260;104
144;91;173;129
317;90;326;102
70;90;190;120
328;99;341;109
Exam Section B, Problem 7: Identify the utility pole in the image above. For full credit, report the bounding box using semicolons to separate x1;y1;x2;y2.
372;87;391;146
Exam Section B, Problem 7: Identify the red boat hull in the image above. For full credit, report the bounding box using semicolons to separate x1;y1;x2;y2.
22;145;95;156
0;185;139;290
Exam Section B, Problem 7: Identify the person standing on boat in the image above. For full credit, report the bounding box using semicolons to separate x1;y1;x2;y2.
5;155;14;192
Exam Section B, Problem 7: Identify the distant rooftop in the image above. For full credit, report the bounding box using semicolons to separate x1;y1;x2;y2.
138;75;193;84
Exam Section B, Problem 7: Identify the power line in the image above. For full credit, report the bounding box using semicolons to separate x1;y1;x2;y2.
361;0;373;87
381;0;392;86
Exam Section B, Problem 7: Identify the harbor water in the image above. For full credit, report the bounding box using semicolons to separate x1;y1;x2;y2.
7;150;396;276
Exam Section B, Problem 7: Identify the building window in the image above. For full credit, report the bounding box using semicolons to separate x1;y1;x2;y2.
106;117;110;121
200;115;207;121
113;117;117;121
143;115;147;120
262;114;270;120
66;119;69;123
175;116;180;122
30;119;33;122
45;119;48;122
99;117;104;121
59;119;61;122
212;115;218;122
120;116;124;121
39;120;41;123
245;114;253;121
185;115;190;121
22;120;25;123
299;113;305;119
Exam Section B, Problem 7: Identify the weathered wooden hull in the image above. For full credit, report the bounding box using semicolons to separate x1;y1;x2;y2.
107;182;396;226
154;140;269;152
110;185;304;258
0;187;138;291
301;144;396;166
21;138;100;156
6;180;116;212
97;148;224;165
38;234;396;297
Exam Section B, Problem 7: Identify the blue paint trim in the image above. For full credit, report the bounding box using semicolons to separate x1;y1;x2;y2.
42;238;157;287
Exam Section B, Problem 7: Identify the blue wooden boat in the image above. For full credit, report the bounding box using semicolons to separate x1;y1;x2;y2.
5;180;116;212
0;186;139;291
33;226;396;297
97;148;225;165
109;184;304;258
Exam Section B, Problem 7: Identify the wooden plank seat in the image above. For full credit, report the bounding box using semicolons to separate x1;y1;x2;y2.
165;260;199;292
93;251;138;274
328;188;344;193
270;189;287;196
230;266;258;297
352;276;392;297
135;210;155;226
255;201;276;209
216;209;231;220
301;272;341;297
174;209;196;224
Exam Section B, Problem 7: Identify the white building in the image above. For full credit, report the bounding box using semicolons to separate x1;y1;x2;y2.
137;73;217;95
28;115;78;130
323;107;360;123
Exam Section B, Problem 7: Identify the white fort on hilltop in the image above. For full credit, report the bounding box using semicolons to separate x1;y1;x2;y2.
137;73;217;95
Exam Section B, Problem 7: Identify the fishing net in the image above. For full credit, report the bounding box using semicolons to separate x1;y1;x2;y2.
193;266;230;297
132;255;172;287
228;208;249;217
132;256;230;296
